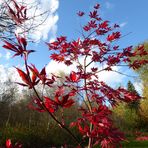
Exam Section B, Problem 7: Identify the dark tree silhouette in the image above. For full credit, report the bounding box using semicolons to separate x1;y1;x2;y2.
127;81;140;112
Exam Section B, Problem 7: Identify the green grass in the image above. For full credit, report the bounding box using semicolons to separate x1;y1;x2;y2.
1;126;148;147
122;140;148;148
93;141;148;148
0;125;81;147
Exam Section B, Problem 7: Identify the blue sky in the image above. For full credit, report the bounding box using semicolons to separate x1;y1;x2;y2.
57;0;148;44
3;0;147;66
0;0;148;93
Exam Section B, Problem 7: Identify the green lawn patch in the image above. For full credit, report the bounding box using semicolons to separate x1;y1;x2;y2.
122;140;148;148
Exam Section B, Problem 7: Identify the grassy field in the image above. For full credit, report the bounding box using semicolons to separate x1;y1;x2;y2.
122;140;148;148
1;126;148;147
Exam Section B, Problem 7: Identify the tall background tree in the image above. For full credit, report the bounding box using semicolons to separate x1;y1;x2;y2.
0;79;17;126
132;42;148;128
112;42;148;132
127;81;140;112
112;81;140;131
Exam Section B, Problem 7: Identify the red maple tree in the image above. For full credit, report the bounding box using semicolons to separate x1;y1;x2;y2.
2;1;148;148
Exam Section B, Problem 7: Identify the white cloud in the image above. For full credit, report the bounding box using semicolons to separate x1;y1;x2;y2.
120;22;128;28
0;53;2;58
5;51;11;60
31;14;59;41
15;0;59;41
46;60;77;76
0;65;21;83
133;81;143;95
0;65;7;83
46;59;125;88
0;60;128;95
0;64;27;96
96;65;125;86
105;2;114;9
0;1;3;4
46;56;95;76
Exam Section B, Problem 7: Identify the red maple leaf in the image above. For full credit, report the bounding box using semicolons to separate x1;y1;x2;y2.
6;139;12;148
89;10;98;19
77;11;85;16
94;4;100;9
69;71;80;82
107;32;121;42
99;21;109;29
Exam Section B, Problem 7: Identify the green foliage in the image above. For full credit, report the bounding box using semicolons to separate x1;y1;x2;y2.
0;70;83;147
0;95;81;147
130;42;148;130
139;98;148;130
112;102;139;131
132;42;148;99
0;126;52;148
112;81;143;131
127;81;140;112
0;109;81;147
122;140;148;148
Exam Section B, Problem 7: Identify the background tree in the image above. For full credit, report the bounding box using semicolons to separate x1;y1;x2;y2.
112;82;140;131
0;73;81;147
130;42;148;130
127;81;140;112
0;79;17;126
